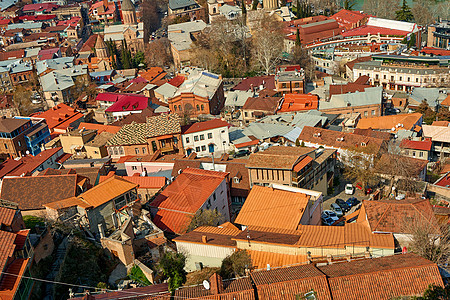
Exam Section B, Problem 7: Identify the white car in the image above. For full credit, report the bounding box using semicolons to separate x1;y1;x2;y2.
345;184;354;195
330;203;343;217
322;210;339;222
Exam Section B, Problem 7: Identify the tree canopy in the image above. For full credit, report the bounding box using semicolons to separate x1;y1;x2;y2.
395;0;414;22
159;251;187;293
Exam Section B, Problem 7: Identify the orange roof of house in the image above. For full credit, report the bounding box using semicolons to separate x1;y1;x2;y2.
278;94;319;113
440;95;450;106
30;103;84;132
0;208;16;228
319;253;444;300
356;113;423;132
357;199;440;234
0;258;29;299
235;185;310;231
293;155;313;172
120;176;166;189
77;122;121;134
140;67;167;84
182;119;230;134
432;120;449;127
45;175;138;210
248;250;308;270
150;168;229;234
0;231;17;273
174;224;240;247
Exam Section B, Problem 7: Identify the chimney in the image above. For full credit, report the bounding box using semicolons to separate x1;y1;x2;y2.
307;251;312;264
326;254;332;265
346;252;351;262
201;235;207;243
209;273;223;295
365;247;371;259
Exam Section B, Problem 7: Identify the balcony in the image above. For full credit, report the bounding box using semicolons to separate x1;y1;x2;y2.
160;144;176;153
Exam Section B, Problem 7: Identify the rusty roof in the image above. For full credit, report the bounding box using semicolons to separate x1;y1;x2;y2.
235;186;310;231
358;199;440;234
319;253;444;300
246;146;314;169
0;175;79;210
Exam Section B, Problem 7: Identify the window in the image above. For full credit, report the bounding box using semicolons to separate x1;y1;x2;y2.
135;148;139;154
399;76;402;81
119;147;124;155
375;74;379;80
391;76;394;81
195;146;200;152
206;199;211;209
364;111;368;117
174;105;177;111
196;105;200;111
383;75;386;79
18;141;21;147
201;145;206;151
201;104;204;111
207;133;212;139
412;151;416;157
200;134;204;140
186;137;190;143
371;110;375;116
416;78;419;83
407;77;410;82
3;143;7;150
419;152;424;157
194;135;199;142
178;105;182;111
234;177;240;183
132;166;137;170
244;112;248;117
213;193;216;201
142;147;146;154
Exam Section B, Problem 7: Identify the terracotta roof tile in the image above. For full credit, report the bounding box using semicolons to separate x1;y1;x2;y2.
30;103;83;132
120;176;166;189
376;154;428;178
319;253;444;300
0;208;16;228
174;228;237;247
400;139;432;151
7;147;63;176
182;119;229;134
150;168;228;234
352;128;392;140
278;94;318;113
358;199;440;234
242;96;281;112
248;250;308;269
0;175;79;210
77;122;121;134
356;113;423;132
251;264;332;300
174;277;255;299
235;186;310;231
298;126;386;155
233;76;275;91
246;146;314;169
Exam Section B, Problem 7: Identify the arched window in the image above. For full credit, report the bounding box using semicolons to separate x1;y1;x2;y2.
178;105;182;111
174;105;177;111
196;105;200;111
213;7;216;13
201;104;204;111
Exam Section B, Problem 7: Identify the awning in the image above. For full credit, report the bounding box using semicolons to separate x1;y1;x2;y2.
293;156;313;172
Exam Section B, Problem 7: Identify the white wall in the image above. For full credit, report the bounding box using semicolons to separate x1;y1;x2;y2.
199;178;230;222
182;126;231;157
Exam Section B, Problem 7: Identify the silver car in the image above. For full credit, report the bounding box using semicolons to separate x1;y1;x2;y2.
330;203;343;217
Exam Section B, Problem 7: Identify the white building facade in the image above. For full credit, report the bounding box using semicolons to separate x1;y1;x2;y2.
182;119;231;157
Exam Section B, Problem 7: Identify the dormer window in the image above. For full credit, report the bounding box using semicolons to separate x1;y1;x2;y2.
233;177;240;184
361;142;367;147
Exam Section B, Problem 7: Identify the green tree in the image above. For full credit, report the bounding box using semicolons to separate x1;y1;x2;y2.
296;0;302;19
417;100;436;124
132;51;146;68
395;0;413;22
220;250;252;279
186;209;224;233
121;40;132;69
252;0;258;10
295;138;300;147
343;0;354;10
159;251;187;293
420;284;450;300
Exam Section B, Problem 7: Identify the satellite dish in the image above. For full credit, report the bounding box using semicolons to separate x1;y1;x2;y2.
203;280;210;290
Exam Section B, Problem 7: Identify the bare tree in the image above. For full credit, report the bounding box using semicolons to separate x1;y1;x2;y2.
362;0;399;19
141;0;160;43
250;12;284;75
412;0;434;26
185;209;224;233
401;216;450;267
291;45;315;80
144;38;173;67
342;152;379;193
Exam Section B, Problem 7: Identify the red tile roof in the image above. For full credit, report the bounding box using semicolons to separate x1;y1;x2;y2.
399;139;432;151
278;94;318;113
0;258;29;299
139;67;167;84
0;207;16;228
7;147;63;176
242;96;281;112
182;119;229;134
342;25;410;37
168;76;185;87
118;176;166;189
22;3;58;12
329;82;371;97
30;104;84;132
18;14;56;22
0;50;24;61
418;47;450;57
435;172;450;187
150;168;229;234
331;9;368;25
0;159;22;179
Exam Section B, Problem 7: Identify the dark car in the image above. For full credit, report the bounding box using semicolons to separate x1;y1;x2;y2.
335;198;350;212
346;197;360;207
321;216;334;226
233;150;250;158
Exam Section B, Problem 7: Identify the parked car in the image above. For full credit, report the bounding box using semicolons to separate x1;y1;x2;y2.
395;194;406;200
321;216;334;226
345;184;354;195
233;150;250;158
322;210;339;222
346;197;360;207
330;203;343;217
335;198;350;212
